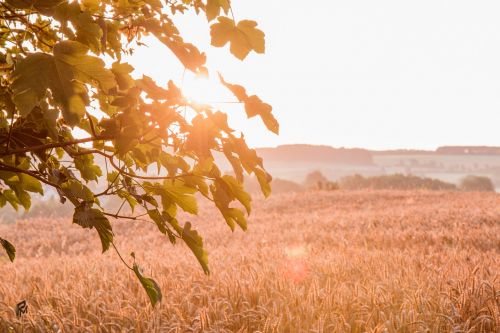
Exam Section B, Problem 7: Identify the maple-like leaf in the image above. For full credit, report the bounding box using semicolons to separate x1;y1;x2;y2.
205;0;230;22
210;17;265;60
219;74;279;134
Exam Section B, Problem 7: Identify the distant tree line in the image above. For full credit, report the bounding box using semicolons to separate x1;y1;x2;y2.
338;174;457;191
2;173;494;224
243;171;497;194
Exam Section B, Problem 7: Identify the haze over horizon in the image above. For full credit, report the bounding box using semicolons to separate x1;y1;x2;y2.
253;143;500;151
130;0;500;150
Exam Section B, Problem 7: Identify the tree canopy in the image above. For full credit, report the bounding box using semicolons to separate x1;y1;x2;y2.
0;0;277;306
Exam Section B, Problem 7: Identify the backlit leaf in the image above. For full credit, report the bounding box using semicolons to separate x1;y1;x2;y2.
11;41;116;125
206;0;230;22
162;181;198;215
254;168;272;198
210;18;265;60
219;74;279;134
181;222;209;274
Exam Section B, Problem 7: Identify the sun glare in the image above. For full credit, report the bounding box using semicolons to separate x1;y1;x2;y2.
181;73;230;106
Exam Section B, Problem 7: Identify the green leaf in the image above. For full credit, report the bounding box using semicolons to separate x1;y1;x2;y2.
19;174;44;195
61;179;95;202
220;175;251;214
148;210;178;244
74;11;103;53
133;263;162;307
162;180;198;215
53;41;116;91
75;154;102;182
181;222;209;274
11;41;116;125
11;53;53;116
141;194;159;207
0;238;16;262
3;190;19;211
147;209;167;234
117;190;138;212
17;191;31;210
73;205;113;252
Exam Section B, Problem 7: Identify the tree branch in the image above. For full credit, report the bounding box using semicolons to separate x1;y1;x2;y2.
0;135;113;156
0;163;61;190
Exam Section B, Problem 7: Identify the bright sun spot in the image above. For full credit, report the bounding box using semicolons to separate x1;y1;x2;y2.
71;73;233;147
181;73;230;105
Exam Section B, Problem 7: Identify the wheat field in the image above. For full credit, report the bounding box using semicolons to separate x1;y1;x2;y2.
0;190;499;332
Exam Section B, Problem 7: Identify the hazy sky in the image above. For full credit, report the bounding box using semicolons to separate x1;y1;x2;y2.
129;1;500;150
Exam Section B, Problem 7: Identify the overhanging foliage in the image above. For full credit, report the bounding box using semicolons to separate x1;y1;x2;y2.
0;0;277;306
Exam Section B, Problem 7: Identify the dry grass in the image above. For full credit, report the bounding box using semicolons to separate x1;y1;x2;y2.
0;190;499;332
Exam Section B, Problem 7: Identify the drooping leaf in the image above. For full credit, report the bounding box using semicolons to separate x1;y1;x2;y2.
218;74;279;134
244;95;279;134
73;205;113;252
133;263;162;307
0;237;16;262
220;175;251;214
162;180;198;215
181;222;209;274
2;190;19;211
17;191;31;210
224;207;247;231
19;174;44;195
148;209;167;234
254;167;272;198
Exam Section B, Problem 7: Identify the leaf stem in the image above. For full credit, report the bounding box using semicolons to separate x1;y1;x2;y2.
111;242;133;270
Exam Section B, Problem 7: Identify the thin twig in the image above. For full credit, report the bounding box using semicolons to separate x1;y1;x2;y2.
111;242;133;270
4;111;15;153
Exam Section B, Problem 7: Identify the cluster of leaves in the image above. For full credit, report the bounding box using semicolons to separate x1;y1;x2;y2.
0;0;277;306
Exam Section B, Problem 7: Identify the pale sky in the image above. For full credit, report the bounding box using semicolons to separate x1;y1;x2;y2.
128;0;500;150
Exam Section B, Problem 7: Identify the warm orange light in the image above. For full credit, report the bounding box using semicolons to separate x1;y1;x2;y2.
181;73;229;106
